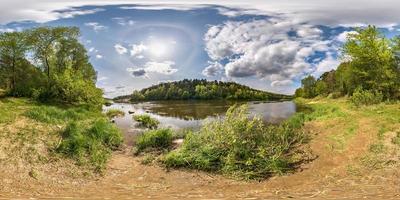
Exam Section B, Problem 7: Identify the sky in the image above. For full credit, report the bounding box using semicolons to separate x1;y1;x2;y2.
1;0;400;97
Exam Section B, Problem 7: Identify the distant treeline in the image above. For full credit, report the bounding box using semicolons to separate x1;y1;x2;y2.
115;79;292;101
296;26;400;103
0;26;103;107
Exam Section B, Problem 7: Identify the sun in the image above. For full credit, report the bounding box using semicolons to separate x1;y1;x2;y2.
148;42;167;57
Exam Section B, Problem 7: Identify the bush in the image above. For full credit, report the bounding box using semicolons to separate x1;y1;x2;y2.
105;109;125;119
350;88;384;107
136;129;173;153
57;119;123;171
133;114;159;129
163;105;306;180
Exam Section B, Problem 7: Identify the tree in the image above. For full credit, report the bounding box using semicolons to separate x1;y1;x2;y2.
343;25;399;98
0;31;29;95
29;27;80;82
301;75;317;98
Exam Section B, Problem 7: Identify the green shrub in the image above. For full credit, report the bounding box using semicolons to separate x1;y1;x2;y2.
163;105;306;180
136;129;173;153
133;114;159;129
350;88;384;107
57;119;123;171
105;109;125;119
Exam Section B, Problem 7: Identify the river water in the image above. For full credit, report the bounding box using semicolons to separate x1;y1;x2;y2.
104;100;296;145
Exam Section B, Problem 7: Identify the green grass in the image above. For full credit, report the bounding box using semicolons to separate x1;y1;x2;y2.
105;109;125;119
25;104;101;124
163;105;307;180
133;114;160;129
136;129;173;153
1;98;123;172
57;119;123;172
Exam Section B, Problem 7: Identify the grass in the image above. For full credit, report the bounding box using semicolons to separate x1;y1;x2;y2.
136;129;173;153
57;119;123;171
0;97;123;173
163;105;307;180
105;109;125;119
133;114;160;129
25;104;101;124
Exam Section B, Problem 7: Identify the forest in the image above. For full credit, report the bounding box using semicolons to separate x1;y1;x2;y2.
0;26;103;107
295;26;400;104
114;79;292;101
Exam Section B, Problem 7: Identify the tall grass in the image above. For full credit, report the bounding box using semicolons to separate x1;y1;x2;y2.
25;105;100;124
24;102;123;172
105;109;125;119
136;129;173;153
163;105;306;180
133;114;159;129
57;119;123;171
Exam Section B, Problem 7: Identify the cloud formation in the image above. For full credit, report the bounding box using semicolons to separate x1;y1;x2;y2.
204;18;333;86
127;61;178;77
84;22;107;32
114;44;128;54
130;43;148;58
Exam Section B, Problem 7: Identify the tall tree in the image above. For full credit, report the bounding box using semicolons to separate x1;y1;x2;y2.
0;31;29;95
343;25;399;98
29;27;79;82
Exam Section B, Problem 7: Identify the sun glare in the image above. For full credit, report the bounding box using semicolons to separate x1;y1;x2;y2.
148;42;167;57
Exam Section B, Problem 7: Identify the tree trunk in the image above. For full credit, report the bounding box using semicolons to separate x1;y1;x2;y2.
11;56;16;96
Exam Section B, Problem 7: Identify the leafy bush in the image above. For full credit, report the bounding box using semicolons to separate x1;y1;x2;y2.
350;88;383;107
105;109;125;119
136;129;173;153
57;119;123;171
133;114;159;129
163;105;306;180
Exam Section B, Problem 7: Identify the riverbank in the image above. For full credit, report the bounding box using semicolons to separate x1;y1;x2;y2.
1;97;399;199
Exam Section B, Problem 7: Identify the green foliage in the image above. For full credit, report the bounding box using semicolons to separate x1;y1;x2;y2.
136;129;173;153
114;79;292;102
57;119;123;171
105;109;125;119
0;26;102;108
163;105;306;180
296;26;400;102
301;75;317;98
350;88;384;107
133;114;160;129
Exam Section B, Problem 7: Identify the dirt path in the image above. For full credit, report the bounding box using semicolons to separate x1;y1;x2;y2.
2;101;400;199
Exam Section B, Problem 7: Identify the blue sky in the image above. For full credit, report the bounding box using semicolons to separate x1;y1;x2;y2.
1;1;400;97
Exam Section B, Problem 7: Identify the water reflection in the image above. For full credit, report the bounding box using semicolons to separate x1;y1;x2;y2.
104;100;296;145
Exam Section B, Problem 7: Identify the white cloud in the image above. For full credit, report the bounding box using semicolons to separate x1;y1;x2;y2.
97;76;108;81
204;18;331;87
313;53;340;77
114;44;128;54
202;61;223;77
57;8;105;18
271;80;294;87
127;61;178;77
96;54;103;59
130;43;148;58
336;31;358;43
144;61;178;75
84;22;107;32
112;17;136;26
1;1;400;27
0;28;15;32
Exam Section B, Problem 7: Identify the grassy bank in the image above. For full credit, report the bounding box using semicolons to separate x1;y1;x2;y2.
134;97;400;180
296;97;400;173
0;97;122;174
